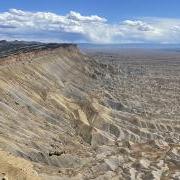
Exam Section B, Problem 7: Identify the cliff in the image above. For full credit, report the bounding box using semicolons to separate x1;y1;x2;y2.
0;41;78;65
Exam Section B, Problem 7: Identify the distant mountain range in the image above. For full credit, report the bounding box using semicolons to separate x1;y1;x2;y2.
78;43;180;51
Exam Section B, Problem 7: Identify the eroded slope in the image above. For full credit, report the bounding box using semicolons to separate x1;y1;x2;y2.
0;44;180;179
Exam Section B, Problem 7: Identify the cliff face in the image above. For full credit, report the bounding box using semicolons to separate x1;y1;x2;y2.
0;43;179;179
0;41;78;65
0;43;100;179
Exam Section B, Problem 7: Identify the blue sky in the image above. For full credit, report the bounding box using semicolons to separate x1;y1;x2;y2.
0;0;180;43
1;0;180;21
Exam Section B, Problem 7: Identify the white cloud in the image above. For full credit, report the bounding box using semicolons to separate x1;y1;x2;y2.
123;20;155;31
0;9;180;43
171;25;180;32
67;11;107;23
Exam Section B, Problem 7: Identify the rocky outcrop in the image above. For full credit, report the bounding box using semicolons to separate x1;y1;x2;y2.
0;40;78;65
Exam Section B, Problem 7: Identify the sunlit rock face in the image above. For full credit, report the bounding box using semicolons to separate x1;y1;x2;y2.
0;42;179;179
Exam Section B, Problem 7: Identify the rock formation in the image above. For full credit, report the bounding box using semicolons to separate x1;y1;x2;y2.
0;41;179;179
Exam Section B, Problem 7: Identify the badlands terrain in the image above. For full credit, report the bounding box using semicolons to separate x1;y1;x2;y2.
0;41;180;179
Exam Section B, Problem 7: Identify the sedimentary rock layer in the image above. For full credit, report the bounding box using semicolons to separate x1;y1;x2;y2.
0;42;179;179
